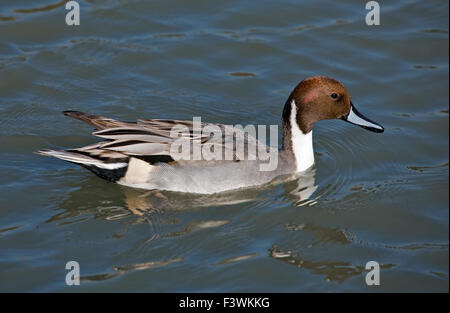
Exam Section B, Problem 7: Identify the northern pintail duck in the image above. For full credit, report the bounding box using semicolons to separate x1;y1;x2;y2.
36;76;384;194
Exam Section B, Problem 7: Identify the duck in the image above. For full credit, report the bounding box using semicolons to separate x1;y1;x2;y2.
36;76;384;194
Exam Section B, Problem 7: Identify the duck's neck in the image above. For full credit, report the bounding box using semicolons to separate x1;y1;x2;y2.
282;99;314;172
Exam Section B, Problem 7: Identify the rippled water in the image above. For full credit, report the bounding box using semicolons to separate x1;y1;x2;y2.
0;0;448;292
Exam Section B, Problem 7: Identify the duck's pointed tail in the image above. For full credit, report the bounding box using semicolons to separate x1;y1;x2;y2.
35;149;128;182
62;110;125;130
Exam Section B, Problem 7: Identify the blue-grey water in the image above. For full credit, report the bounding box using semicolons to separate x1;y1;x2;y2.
0;0;448;292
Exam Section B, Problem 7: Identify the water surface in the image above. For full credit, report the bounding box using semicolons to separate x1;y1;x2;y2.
0;0;448;292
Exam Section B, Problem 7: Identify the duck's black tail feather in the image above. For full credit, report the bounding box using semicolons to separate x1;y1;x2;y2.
35;149;129;182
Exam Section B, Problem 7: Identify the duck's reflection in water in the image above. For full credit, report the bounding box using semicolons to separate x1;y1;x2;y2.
269;245;395;284
49;168;317;226
270;246;365;283
55;169;345;283
123;168;318;216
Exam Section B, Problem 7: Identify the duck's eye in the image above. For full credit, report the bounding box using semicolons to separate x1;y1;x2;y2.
331;93;338;99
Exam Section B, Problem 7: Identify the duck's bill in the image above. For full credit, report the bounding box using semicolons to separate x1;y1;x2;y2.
341;102;384;133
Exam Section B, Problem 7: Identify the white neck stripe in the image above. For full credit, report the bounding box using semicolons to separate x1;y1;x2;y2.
290;100;314;172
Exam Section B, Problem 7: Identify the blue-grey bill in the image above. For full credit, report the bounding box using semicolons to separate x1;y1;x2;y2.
341;103;384;133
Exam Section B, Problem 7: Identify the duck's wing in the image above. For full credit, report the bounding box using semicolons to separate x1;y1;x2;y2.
36;111;274;185
98;121;269;162
47;111;269;164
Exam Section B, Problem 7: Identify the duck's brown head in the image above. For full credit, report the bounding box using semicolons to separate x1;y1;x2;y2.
283;76;384;134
